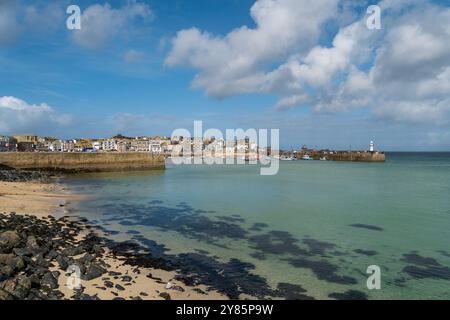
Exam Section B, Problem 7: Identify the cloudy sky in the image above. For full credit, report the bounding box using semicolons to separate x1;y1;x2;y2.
0;0;449;150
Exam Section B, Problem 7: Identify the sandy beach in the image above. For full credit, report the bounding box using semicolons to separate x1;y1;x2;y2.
0;181;77;218
0;177;227;300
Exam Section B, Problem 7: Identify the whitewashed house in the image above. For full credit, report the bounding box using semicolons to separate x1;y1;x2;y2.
102;139;118;151
149;141;162;154
92;141;101;151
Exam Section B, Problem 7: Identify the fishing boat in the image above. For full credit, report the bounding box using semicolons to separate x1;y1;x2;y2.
301;155;313;160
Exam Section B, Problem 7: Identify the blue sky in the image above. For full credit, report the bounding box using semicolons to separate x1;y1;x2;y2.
1;0;450;150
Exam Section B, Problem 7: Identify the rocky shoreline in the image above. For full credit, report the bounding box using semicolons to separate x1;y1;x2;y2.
0;211;224;300
0;169;52;183
1;212;98;300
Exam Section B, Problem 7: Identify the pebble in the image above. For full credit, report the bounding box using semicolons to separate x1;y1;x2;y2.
115;284;125;291
159;292;171;300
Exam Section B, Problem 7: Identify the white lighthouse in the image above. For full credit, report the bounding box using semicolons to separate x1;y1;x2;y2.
369;141;374;152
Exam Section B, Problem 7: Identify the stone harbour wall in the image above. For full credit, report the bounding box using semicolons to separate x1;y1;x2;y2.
327;152;386;162
0;152;165;172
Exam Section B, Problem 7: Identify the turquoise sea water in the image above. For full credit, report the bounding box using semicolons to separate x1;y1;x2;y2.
65;153;450;299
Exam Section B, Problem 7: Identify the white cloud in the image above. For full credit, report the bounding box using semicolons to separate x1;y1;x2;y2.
313;67;373;113
0;105;180;138
263;18;376;111
275;94;310;110
307;3;450;123
0;1;66;45
166;0;450;125
166;0;339;98
283;21;372;86
0;96;71;134
363;6;450;123
373;100;450;124
0;1;152;50
71;1;153;50
293;3;450;123
23;2;64;36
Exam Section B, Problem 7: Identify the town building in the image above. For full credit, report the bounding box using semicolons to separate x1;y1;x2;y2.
92;141;101;151
102;139;118;151
149;141;162;154
131;139;150;152
12;134;38;152
115;141;128;153
74;139;93;152
13;135;39;144
0;133;260;156
17;142;35;152
0;136;17;152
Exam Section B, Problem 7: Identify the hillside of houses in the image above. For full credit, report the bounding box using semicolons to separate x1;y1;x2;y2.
0;134;260;157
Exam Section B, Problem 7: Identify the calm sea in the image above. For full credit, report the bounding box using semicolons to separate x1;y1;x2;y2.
65;152;450;299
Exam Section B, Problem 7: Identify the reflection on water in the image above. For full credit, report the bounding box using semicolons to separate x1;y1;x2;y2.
65;153;450;299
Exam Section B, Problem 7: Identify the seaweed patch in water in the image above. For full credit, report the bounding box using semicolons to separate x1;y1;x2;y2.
175;253;275;299
249;231;339;259
286;257;358;285
93;200;364;298
354;249;378;256
392;277;408;287
302;238;336;256
402;252;450;281
349;224;383;231
275;283;315;300
329;290;368;300
249;230;308;256
98;202;248;245
402;252;440;267
105;231;314;299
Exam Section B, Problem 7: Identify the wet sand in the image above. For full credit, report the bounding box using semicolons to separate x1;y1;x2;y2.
0;181;76;218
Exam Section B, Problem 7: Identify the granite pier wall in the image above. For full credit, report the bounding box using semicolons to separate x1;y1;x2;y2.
0;152;165;172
